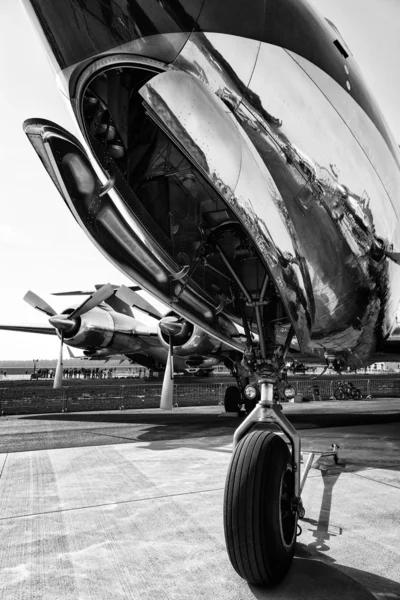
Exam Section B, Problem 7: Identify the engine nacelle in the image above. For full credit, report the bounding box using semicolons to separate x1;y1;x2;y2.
58;306;150;354
157;312;220;357
56;306;114;349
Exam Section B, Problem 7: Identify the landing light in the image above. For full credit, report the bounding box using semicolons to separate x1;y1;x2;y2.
244;384;258;400
283;385;296;400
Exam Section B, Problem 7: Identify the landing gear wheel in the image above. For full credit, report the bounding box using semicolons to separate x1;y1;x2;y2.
224;430;297;585
244;399;257;415
224;386;241;413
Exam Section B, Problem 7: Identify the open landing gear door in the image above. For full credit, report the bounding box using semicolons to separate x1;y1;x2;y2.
22;118;247;353
24;118;108;225
23;118;178;293
139;71;314;351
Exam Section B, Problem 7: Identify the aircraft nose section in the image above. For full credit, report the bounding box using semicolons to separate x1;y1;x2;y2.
49;315;76;333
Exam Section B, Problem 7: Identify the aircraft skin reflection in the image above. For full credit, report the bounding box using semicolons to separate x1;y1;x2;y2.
19;0;400;587
20;0;400;369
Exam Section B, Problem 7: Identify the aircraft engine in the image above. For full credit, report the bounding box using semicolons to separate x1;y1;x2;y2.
51;306;145;354
157;312;220;358
52;306;114;349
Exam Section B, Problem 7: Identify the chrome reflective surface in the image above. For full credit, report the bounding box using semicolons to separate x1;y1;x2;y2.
22;1;400;370
66;307;114;349
71;40;400;366
240;42;399;362
172;33;260;112
171;34;400;366
157;318;222;358
140;69;313;349
24;119;245;354
24;0;202;71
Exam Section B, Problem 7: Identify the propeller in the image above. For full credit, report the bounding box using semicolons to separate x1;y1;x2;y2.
23;291;56;317
24;284;116;389
66;346;76;359
53;332;64;389
51;285;141;296
68;283;115;319
160;335;174;410
115;285;163;320
158;316;187;410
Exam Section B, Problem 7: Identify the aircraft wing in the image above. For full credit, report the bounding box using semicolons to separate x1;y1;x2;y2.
0;324;56;335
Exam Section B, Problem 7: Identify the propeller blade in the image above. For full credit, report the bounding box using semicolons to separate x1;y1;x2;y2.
115;285;162;320
24;291;56;317
66;346;76;359
160;337;174;410
51;290;98;296
95;284;141;292
68;283;115;319
51;284;135;296
53;333;64;389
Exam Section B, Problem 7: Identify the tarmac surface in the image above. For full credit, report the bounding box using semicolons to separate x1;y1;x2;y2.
0;399;400;599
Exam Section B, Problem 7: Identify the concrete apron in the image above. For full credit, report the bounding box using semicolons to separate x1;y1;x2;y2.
0;425;399;599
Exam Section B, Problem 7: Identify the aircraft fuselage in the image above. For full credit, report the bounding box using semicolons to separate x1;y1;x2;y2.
22;0;400;369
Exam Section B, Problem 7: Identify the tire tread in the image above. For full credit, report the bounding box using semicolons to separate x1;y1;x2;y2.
224;430;296;585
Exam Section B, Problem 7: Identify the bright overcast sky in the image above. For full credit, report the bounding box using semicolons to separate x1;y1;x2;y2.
0;0;400;360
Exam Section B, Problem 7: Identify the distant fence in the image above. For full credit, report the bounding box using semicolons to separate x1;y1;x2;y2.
290;378;400;400
1;378;400;415
0;383;231;415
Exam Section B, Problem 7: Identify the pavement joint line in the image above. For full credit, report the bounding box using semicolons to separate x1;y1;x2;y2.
82;429;231;445
84;430;140;443
0;486;225;522
0;453;8;479
347;471;400;490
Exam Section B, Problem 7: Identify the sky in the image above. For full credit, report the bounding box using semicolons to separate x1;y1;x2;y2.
0;0;400;361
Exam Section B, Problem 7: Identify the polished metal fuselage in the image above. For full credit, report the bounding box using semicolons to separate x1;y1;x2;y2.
22;0;400;368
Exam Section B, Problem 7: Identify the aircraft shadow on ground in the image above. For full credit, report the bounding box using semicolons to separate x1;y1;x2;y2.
299;467;343;554
16;410;400;464
248;557;400;600
263;468;400;600
20;411;235;425
19;408;400;429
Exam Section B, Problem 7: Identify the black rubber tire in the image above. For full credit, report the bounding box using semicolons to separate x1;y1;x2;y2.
333;389;345;400
224;430;297;586
224;386;241;413
351;389;362;400
244;399;257;415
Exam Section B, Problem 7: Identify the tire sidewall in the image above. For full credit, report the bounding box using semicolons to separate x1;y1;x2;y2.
259;436;297;575
224;386;241;412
